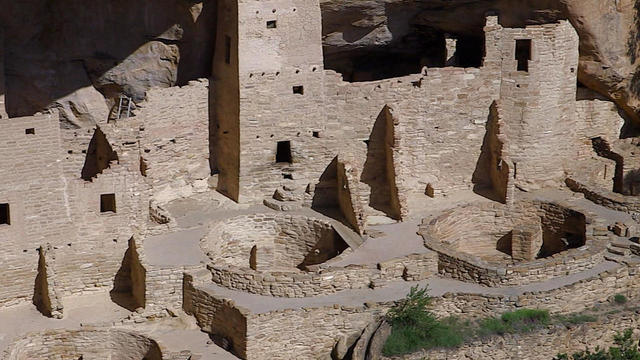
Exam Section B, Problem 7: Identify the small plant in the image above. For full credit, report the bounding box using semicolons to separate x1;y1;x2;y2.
614;294;628;305
476;309;550;337
383;286;464;356
554;313;598;326
554;328;640;360
386;285;435;328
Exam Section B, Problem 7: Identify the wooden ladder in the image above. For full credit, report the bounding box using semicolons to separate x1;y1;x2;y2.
116;95;133;119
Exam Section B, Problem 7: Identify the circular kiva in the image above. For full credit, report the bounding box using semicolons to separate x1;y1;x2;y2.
201;213;364;297
420;200;608;286
4;329;162;360
201;213;438;298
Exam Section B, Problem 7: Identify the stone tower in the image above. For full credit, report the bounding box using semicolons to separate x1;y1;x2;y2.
495;20;580;191
212;0;327;203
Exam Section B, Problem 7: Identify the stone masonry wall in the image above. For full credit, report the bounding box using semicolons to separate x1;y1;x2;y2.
497;21;580;191
432;264;640;319
136;79;210;203
245;304;387;360
422;200;607;286
0;114;75;307
208;252;436;298
183;271;248;359
3;329;162;360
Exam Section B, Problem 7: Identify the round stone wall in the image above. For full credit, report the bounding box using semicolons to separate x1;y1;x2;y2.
420;200;608;286
4;329;162;360
201;213;438;297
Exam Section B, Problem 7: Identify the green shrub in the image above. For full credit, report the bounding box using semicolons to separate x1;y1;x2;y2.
554;313;598;326
383;286;464;356
477;309;550;337
386;285;435;327
614;294;628;305
554;328;640;360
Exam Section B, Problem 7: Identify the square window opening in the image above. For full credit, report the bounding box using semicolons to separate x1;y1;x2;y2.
515;39;531;72
312;131;320;138
25;128;35;135
100;194;117;213
267;20;277;29
0;203;10;225
293;86;304;95
276;141;292;163
224;36;231;64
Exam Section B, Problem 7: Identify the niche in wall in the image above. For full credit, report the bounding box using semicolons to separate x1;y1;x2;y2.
0;203;9;225
100;194;117;213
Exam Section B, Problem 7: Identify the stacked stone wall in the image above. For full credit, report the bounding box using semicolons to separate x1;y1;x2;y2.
432;264;640;318
202;213;436;297
422;200;607;286
3;329;162;360
183;271;248;359
136;80;210;201
245;304;386;360
0;115;75;307
566;177;640;218
208;252;436;298
497;22;580;190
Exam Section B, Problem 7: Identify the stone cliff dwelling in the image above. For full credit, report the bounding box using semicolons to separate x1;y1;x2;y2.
2;0;640;359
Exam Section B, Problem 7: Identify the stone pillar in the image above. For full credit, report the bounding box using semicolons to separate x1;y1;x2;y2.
511;222;543;261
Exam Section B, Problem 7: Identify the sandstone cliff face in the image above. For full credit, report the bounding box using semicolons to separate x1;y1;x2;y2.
0;0;216;119
1;0;640;125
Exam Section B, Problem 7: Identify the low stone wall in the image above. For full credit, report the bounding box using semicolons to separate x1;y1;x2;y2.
432;263;637;319
421;200;609;286
183;271;250;359
567;177;640;219
208;252;436;298
246;304;387;360
185;260;640;359
183;269;390;360
203;213;437;297
3;328;163;360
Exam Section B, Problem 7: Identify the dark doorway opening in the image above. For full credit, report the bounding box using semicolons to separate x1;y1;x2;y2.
276;141;292;163
456;35;485;68
515;39;532;72
0;203;9;225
